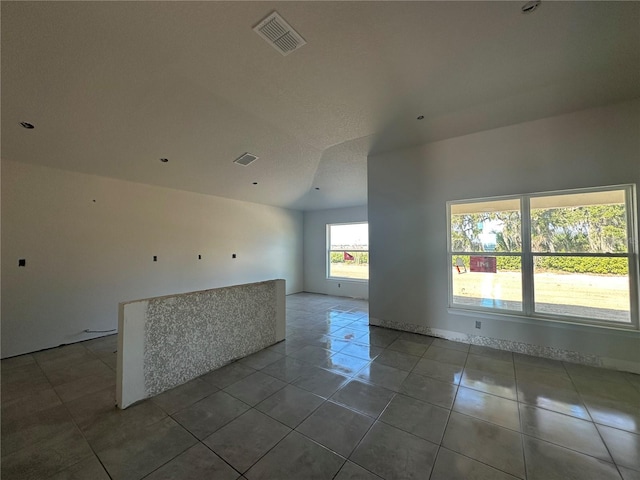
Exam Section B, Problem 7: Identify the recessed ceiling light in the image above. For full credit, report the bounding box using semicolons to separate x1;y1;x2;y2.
160;158;169;163
417;115;424;120
521;0;541;14
20;121;35;129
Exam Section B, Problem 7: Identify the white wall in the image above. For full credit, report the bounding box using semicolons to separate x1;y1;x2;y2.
304;206;368;299
1;160;303;358
368;99;640;371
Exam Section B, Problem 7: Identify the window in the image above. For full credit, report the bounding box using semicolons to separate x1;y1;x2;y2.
450;198;523;312
328;223;369;281
448;185;638;328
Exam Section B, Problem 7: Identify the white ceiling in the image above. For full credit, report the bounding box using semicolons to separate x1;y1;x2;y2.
2;1;639;211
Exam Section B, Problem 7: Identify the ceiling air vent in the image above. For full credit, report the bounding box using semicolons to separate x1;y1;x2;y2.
253;12;306;56
234;152;259;166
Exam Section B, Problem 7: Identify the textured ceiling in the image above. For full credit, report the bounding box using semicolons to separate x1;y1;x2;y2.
2;1;639;211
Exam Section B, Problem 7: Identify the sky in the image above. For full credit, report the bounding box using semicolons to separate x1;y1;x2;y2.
330;223;368;249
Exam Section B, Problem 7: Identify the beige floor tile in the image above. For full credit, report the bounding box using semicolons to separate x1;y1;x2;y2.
351;421;438;479
49;455;111;480
1;424;93;480
144;443;238;480
453;387;520;431
442;412;525;478
523;435;621;480
204;409;290;473
96;417;197;480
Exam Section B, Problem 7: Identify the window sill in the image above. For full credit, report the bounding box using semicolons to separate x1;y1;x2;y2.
448;306;639;333
327;277;369;284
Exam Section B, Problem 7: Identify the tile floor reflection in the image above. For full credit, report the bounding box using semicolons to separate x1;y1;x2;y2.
1;293;639;479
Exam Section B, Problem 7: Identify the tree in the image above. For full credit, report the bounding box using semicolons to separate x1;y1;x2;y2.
452;202;627;274
531;205;626;253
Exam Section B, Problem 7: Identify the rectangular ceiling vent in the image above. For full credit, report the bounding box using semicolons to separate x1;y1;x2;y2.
253;11;306;56
234;152;259;166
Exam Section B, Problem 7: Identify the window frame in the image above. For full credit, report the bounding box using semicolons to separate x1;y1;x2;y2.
447;184;639;330
326;222;369;282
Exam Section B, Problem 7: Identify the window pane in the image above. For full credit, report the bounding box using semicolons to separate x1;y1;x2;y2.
329;223;368;251
450;199;521;252
530;190;628;253
329;251;369;279
534;256;630;323
451;255;522;311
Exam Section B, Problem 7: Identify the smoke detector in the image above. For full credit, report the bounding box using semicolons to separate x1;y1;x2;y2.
253;12;306;56
234;152;259;166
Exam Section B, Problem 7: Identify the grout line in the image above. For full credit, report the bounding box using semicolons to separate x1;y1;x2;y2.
5;295;635;479
38;355;115;479
203;407;285;476
188;442;243;478
514;382;528;478
436;445;527;480
139;424;207;479
514;361;529;480
297;306;390;478
519;427;621;468
424;348;468;480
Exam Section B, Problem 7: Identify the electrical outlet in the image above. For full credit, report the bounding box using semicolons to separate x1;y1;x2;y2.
153;255;157;262
232;253;237;259
338;283;341;288
475;321;481;329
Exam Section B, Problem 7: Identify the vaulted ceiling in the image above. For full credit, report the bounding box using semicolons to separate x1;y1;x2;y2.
2;1;639;210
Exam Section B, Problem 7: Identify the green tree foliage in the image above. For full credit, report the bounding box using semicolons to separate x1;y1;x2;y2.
451;255;626;275
330;252;369;264
535;256;627;275
531;205;626;253
451;212;521;252
451;203;627;275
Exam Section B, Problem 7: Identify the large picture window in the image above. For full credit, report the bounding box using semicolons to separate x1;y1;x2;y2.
327;223;369;281
448;186;638;328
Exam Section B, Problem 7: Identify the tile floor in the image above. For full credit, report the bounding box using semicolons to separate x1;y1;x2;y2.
2;292;639;479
